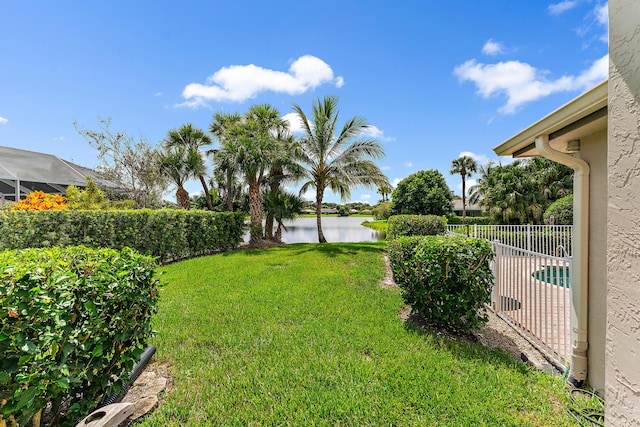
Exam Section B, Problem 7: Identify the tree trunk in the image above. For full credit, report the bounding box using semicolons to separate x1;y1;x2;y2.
462;176;467;222
225;169;234;211
248;177;263;245
275;223;283;242
316;187;326;243
176;186;190;210
264;168;281;241
198;174;214;210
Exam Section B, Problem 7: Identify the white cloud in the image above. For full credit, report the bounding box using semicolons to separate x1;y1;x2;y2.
456;179;477;192
482;39;505;56
595;3;608;25
392;178;402;187
302;189;315;201
177;55;344;107
454;54;608;114
380;165;392;171
595;2;609;42
459;151;490;165
360;194;372;201
404;162;413;168
548;1;578;15
0;116;8;125
362;125;395;142
53;136;66;142
282;112;305;133
155;92;163;97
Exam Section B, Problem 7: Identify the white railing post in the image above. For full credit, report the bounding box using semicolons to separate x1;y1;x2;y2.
492;241;501;312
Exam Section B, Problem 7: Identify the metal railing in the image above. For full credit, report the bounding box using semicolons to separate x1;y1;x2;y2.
447;225;573;369
447;224;573;256
490;242;572;368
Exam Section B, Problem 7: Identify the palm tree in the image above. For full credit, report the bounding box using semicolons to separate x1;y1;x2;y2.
292;95;389;243
225;104;286;245
210;112;243;211
263;127;305;241
159;145;201;209
377;183;393;202
164;123;214;210
263;190;304;242
450;155;478;222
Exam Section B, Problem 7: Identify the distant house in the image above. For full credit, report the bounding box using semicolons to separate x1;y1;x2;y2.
0;145;119;204
451;198;482;217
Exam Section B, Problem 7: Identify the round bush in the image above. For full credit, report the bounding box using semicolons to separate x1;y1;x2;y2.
388;235;495;332
544;195;573;225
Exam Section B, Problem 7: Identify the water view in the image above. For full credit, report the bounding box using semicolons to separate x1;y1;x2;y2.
244;216;385;243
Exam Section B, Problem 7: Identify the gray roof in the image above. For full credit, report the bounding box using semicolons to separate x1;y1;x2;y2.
0;145;118;196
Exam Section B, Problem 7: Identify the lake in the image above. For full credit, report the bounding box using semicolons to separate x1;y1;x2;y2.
243;216;385;243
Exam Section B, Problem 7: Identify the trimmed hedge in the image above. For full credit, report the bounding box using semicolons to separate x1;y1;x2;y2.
387;215;446;240
446;215;492;225
0;246;160;426
388;235;494;332
0;209;245;263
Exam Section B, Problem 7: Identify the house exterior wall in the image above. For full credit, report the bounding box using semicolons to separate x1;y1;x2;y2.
607;0;640;424
578;129;608;392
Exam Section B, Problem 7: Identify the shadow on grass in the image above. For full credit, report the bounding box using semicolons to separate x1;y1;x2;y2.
402;312;531;375
227;241;388;258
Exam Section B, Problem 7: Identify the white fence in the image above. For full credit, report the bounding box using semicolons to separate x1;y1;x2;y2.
491;242;572;368
447;225;573;369
446;224;573;256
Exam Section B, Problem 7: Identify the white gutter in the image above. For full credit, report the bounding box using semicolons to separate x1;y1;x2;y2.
535;134;589;386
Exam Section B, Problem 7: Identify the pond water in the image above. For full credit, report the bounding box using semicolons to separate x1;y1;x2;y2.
243;216;385;243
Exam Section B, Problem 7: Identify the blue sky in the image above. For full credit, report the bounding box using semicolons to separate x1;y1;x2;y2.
0;1;608;204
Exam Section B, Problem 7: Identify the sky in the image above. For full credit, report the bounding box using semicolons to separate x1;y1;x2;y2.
0;1;609;204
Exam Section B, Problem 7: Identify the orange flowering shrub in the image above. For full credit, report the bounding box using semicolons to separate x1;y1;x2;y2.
11;191;68;211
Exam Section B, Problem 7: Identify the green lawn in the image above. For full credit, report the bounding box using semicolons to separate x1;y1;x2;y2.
137;243;576;426
361;219;388;231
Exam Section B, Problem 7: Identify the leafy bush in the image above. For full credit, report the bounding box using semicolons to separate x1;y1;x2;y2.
387;215;446;239
0;246;160;426
0;209;244;263
446;215;491;225
544;195;573;225
372;202;392;220
390;170;453;216
388;236;494;331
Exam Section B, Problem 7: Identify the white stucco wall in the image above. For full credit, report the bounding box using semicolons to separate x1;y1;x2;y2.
607;1;640;424
580;129;608;393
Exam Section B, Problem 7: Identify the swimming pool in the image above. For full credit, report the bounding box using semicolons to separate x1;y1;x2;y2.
532;266;571;288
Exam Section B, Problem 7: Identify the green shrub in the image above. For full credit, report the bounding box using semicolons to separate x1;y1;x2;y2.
372;202;392;220
388;236;494;332
0;246;160;426
544;195;573;225
387;215;446;239
446;215;491;225
0;209;244;263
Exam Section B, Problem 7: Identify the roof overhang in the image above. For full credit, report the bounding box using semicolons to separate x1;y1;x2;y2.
494;80;608;158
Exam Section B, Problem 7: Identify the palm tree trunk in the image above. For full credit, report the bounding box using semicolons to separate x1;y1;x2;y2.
248;177;263;245
176;186;190;210
462;175;467;222
198;174;214;210
316;188;326;243
225;169;234;211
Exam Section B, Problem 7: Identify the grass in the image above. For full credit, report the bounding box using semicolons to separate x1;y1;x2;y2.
137;242;577;426
361;219;388;231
